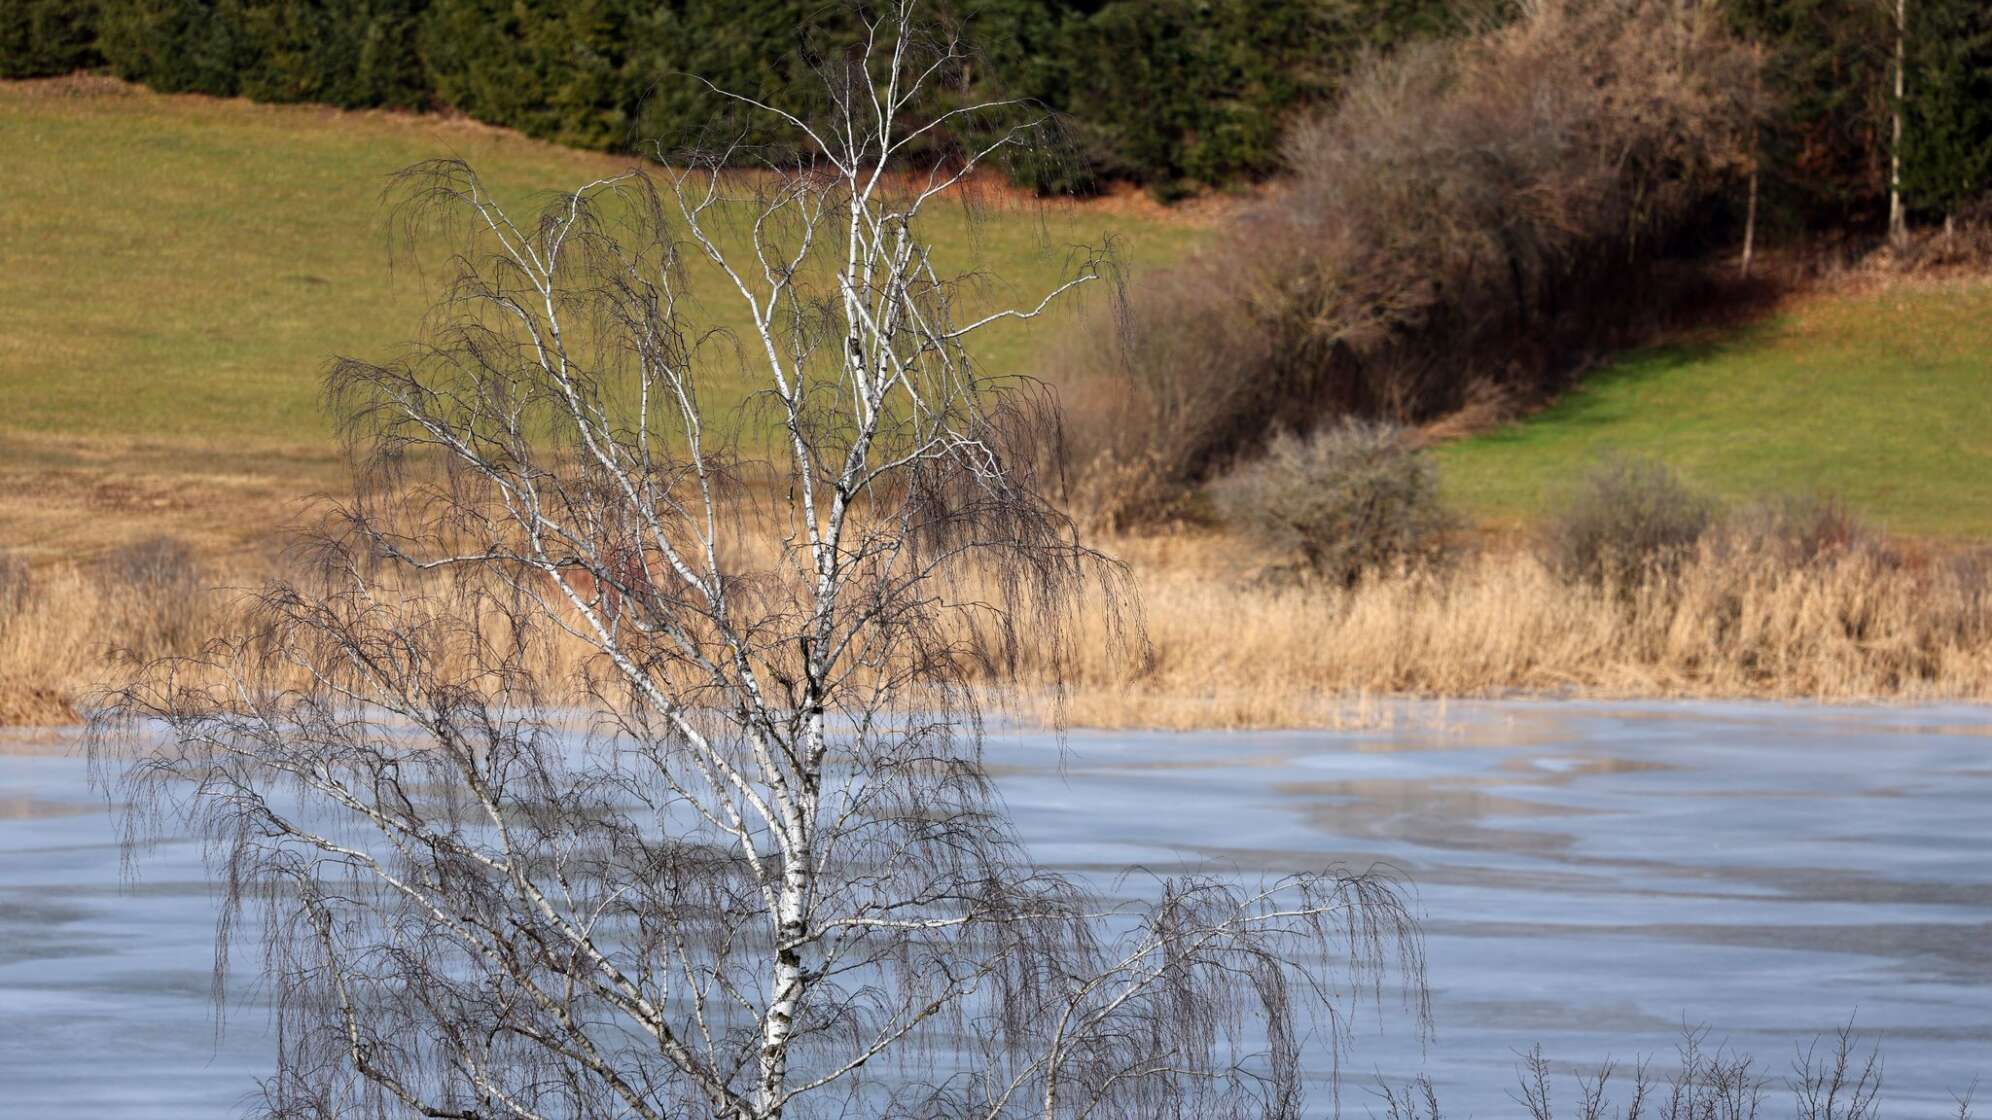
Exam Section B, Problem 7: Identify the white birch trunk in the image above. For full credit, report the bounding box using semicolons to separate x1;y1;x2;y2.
1742;166;1759;275
1890;0;1908;245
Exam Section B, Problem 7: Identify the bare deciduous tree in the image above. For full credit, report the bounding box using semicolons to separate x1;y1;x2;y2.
93;5;1427;1118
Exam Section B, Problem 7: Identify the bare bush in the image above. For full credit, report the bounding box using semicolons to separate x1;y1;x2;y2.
1543;457;1714;588
1604;1028;1761;1120
1790;1022;1882;1120
0;550;30;638
1876;203;1992;272
90;6;1428;1117
101;534;199;585
1060;264;1279;524
1067;0;1767;523
1372;1023;1918;1120
1373;1073;1445;1120
1213;420;1451;586
98;535;212;658
1721;495;1871;566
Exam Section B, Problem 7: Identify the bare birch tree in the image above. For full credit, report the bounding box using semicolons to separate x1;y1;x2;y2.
94;4;1426;1118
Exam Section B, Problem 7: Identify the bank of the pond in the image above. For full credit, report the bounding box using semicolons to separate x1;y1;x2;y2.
1033;532;1992;729
13;531;1992;730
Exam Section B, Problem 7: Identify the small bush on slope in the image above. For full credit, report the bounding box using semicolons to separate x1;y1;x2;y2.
1214;420;1451;586
1543;456;1714;588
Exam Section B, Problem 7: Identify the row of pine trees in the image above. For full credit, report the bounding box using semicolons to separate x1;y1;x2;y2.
3;0;1989;226
0;0;1452;194
1730;0;1992;230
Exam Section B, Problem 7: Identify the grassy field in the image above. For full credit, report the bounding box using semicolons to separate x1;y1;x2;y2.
0;77;1201;560
1436;277;1992;538
9;78;1992;553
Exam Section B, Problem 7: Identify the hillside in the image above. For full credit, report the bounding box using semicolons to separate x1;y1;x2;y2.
0;77;1200;560
9;81;1992;728
7;78;1992;557
1437;277;1992;539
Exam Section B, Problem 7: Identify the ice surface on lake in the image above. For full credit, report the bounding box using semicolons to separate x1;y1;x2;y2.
4;701;1990;1117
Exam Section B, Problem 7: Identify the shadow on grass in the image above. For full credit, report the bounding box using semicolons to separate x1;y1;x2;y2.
1472;317;1788;448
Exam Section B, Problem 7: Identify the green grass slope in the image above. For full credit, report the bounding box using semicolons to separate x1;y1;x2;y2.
1438;279;1992;538
0;79;1195;458
10;79;1990;547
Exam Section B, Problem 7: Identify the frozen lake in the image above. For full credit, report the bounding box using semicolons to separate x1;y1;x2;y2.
3;701;1990;1116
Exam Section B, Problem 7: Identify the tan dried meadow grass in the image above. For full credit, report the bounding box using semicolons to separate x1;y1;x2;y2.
1016;533;1992;729
10;530;1992;731
0;558;227;724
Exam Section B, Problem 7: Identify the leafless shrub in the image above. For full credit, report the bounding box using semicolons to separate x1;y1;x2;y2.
1508;1044;1658;1120
1664;1025;1764;1120
1372;1073;1444;1120
98;535;212;658
1722;495;1872;567
1543;457;1715;588
102;534;202;593
1377;1024;1937;1120
1515;1044;1559;1120
1213;420;1451;586
1789;1021;1882;1120
1069;0;1768;523
1876;204;1992;272
0;550;31;637
1058;260;1284;525
89;5;1429;1117
1578;1058;1641;1120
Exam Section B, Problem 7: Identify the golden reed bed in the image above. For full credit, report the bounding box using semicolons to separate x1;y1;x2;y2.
8;530;1992;731
1037;532;1992;729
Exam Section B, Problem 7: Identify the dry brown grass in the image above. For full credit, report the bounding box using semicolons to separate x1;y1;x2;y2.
0;546;590;728
0;548;229;724
1023;531;1992;729
0;430;341;564
12;524;1992;731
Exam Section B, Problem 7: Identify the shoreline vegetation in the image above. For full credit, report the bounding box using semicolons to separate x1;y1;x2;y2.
1048;528;1992;729
12;516;1992;731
